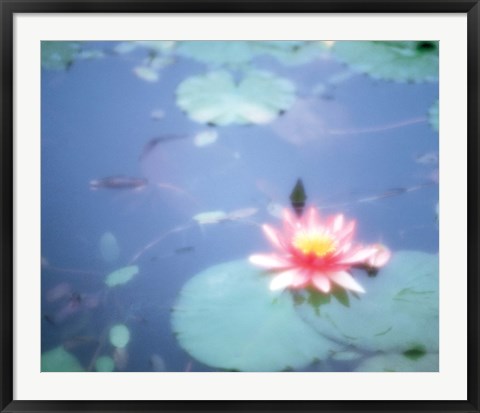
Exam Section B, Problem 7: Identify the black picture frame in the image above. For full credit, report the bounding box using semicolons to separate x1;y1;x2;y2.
1;1;479;412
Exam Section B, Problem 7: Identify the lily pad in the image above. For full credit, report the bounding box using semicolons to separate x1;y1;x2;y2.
99;231;120;263
95;355;115;372
177;41;256;66
355;352;438;372
296;251;438;357
254;41;329;65
105;265;139;287
41;346;84;372
176;70;296;126
171;260;337;372
109;324;130;349
332;41;438;83
41;41;80;70
193;210;229;225
429;100;439;132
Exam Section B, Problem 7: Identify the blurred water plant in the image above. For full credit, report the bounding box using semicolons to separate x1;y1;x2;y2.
41;41;81;70
41;346;85;372
99;231;120;263
109;324;130;348
176;70;296;126
332;41;439;83
94;355;115;372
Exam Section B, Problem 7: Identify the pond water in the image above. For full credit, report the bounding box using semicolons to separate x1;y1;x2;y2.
41;41;439;373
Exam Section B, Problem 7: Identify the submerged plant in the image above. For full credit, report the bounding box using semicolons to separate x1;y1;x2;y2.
249;207;391;293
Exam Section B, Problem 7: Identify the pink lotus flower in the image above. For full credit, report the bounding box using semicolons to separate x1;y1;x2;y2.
249;207;391;294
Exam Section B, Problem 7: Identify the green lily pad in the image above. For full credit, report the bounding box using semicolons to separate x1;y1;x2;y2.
177;41;256;66
41;41;80;71
332;41;438;83
355;352;438;372
171;260;338;372
429;100;439;132
41;346;84;372
94;355;115;372
176;70;296;126
109;324;130;349
296;251;438;356
105;265;139;287
254;41;328;65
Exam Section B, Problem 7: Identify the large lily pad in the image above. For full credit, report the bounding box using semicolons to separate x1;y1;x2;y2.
332;41;438;83
41;346;84;372
171;260;337;372
296;251;438;357
176;70;296;126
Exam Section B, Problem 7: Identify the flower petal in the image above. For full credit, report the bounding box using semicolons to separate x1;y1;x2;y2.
329;271;365;293
249;254;290;269
312;274;331;293
366;244;391;268
291;270;310;288
307;207;320;228
332;214;344;233
339;247;378;265
269;271;296;291
262;224;284;250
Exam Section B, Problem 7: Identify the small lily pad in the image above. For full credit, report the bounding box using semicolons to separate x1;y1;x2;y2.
193;210;229;225
41;346;84;372
99;231;120;263
176;70;296;126
109;324;130;349
105;265;139;287
95;355;115;372
171;260;338;371
177;41;256;66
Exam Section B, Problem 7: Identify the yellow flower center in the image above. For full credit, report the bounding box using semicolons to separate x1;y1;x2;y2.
293;231;336;257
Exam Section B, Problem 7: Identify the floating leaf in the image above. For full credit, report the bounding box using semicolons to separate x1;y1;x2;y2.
296;251;438;360
192;210;229;225
176;70;296;126
41;41;80;70
133;66;159;82
355;352;438;372
332;41;438;83
171;260;337;371
177;41;256;66
109;324;130;349
95;355;115;372
99;231;120;263
429;100;439;132
41;346;84;372
114;41;175;55
193;129;218;147
105;265;139;287
254;41;328;66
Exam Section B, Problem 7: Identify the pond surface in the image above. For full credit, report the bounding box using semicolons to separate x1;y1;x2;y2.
41;41;439;373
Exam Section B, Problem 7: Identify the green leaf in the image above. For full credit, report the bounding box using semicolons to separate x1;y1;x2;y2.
332;41;438;83
176;70;296;126
41;346;84;372
105;265;139;287
296;251;439;364
171;260;338;372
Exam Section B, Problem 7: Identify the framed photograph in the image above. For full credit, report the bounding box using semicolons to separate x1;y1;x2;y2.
1;0;479;412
